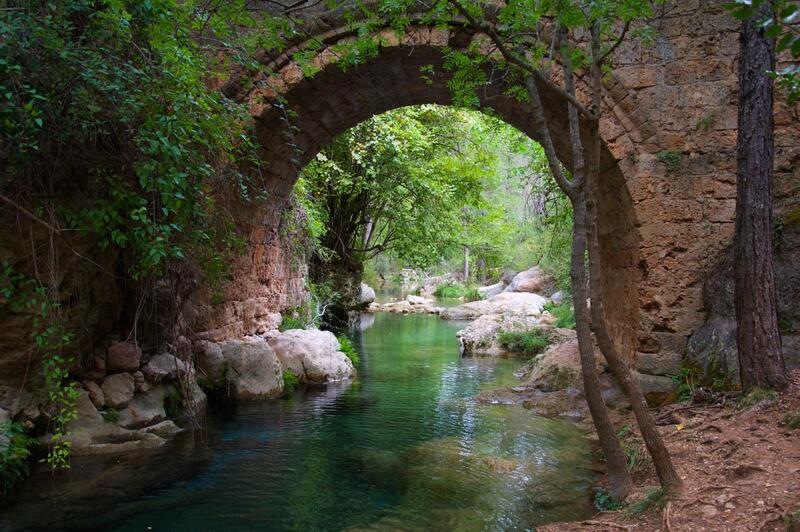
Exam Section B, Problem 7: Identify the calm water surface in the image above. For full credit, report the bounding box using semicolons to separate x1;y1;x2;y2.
1;312;594;531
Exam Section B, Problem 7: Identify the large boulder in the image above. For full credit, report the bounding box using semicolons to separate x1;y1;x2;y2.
199;337;284;399
101;373;135;408
441;292;547;320
106;342;142;372
519;338;604;392
83;380;105;408
142;353;191;383
503;266;554;295
117;384;173;429
360;283;376;306
477;281;505;299
458;314;572;356
269;329;355;384
65;391;165;455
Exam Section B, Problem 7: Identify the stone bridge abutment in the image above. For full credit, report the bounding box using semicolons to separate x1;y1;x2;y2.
211;0;799;373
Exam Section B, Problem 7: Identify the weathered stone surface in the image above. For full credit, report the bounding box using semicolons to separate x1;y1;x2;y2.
636;350;683;376
519;338;605;392
503;266;555;295
633;372;675;406
406;295;432;305
132;370;145;391
83;380;105;408
65;391;165;455
269;329;355;384
441;292;547;320
117;385;173;429
142;353;190;383
212;337;284;399
477;281;506;299
139;420;183;438
101;373;135;408
106;342;142;372
360;283;376;306
551;291;566;304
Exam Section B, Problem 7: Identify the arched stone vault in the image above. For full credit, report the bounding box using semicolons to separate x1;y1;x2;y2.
211;0;800;370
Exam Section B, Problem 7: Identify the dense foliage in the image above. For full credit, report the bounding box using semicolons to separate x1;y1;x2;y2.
297;105;573;298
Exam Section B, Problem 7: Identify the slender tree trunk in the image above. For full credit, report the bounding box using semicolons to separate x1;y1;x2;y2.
463;246;470;281
735;7;786;390
583;27;684;493
572;192;634;500
525;72;633;500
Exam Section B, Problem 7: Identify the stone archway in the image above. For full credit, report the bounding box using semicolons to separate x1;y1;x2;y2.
205;1;799;375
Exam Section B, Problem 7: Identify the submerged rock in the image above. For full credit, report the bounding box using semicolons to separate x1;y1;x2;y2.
269;329;355;384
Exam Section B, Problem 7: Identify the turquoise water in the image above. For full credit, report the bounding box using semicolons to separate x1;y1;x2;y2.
1;312;593;531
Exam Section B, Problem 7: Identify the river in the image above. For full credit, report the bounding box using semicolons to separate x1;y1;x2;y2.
1;311;594;531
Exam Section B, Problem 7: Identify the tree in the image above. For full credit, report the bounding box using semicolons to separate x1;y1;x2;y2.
297;106;488;314
440;0;684;497
732;0;787;390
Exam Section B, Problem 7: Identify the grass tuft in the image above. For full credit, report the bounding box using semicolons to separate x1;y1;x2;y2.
498;328;551;356
624;487;667;517
543;300;575;329
736;388;779;410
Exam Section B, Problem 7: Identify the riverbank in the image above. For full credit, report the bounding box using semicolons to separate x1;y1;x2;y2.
539;370;800;531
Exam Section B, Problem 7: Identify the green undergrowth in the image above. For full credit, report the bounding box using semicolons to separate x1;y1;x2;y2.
593;488;624;512
671;357;737;403
781;412;800;430
624;487;668;517
617;425;650;474
433;281;483;301
163;388;183;419
736;388;779;410
338;336;360;365
100;408;120;424
282;370;300;394
1;421;36;496
542;301;575;329
497;328;551;357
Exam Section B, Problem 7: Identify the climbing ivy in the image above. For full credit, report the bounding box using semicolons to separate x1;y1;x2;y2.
1;262;79;471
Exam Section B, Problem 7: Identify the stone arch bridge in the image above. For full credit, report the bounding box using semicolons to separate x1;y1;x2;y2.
206;0;799;374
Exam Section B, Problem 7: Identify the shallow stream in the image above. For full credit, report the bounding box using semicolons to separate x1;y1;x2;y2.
1;312;594;531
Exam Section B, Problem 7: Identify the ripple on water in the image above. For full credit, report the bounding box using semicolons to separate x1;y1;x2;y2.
0;312;594;531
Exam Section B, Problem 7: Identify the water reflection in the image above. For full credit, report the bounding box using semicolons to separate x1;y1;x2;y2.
1;313;593;531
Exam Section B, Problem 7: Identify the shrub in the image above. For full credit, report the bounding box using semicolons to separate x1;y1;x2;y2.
617;425;649;474
543;301;575;329
338;336;360;365
163;388;183;419
624;487;667;517
782;412;800;430
462;287;483;302
434;281;464;298
737;388;779;410
100;408;120;424
657;150;683;173
497;329;551;356
594;488;624;512
282;370;300;394
1;421;35;495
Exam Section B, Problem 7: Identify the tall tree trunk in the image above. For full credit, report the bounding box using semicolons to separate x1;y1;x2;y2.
525;73;633;500
572;192;634;500
735;7;786;390
463;246;469;281
583;27;683;493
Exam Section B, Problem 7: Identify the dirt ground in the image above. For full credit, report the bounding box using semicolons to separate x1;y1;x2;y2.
541;370;800;532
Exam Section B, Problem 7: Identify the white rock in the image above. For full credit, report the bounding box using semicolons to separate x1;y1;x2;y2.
214;337;284;399
360;283;376;305
477;282;505;299
406;295;433;305
503;266;554;295
441;292;547;320
269;329;355;384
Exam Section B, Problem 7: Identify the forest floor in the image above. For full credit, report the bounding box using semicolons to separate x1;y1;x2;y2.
541;369;800;532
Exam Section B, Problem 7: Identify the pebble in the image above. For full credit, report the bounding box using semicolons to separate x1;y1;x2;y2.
701;505;718;517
